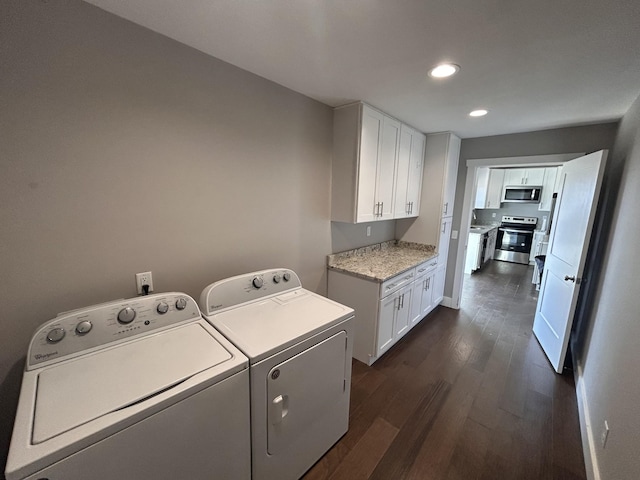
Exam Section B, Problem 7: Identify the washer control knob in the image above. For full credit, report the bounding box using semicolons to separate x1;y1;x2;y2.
75;321;92;335
117;307;136;324
252;276;264;289
175;298;187;310
283;272;291;282
273;274;281;284
46;327;65;343
157;302;169;314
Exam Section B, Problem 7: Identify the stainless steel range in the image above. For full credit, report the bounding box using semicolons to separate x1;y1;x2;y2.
494;215;537;265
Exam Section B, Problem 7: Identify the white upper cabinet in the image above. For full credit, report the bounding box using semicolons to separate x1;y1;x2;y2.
475;168;505;209
332;102;419;223
503;168;545;186
394;125;425;218
539;167;559;211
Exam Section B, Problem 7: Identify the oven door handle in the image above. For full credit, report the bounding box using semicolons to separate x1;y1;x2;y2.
499;228;532;234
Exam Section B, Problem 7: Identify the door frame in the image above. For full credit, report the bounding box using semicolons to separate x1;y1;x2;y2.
448;153;584;309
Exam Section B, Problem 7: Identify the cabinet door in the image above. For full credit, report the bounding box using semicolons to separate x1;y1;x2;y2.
420;271;436;319
393;126;412;218
376;116;400;220
406;131;425;217
432;265;446;306
486;169;505;208
441;134;460;218
438;218;452;266
410;277;425;326
538;167;558;211
474;167;490;209
525;168;545;185
394;284;412;339
377;293;397;356
504;168;525;186
464;232;481;274
356;106;384;222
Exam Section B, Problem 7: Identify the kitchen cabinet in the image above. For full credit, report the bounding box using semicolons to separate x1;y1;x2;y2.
503;167;545;187
394;125;426;218
475;167;505;209
432;265;446;306
438;134;460;218
410;259;439;327
484;228;497;262
331;102;400;223
438;217;453;267
465;232;483;274
538;167;560;211
328;257;440;365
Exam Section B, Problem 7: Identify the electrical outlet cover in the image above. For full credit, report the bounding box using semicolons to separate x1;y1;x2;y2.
135;271;154;294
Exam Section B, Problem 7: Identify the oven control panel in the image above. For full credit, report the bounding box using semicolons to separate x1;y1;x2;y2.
27;293;200;369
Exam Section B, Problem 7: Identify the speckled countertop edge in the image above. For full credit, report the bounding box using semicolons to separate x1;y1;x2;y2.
327;240;438;282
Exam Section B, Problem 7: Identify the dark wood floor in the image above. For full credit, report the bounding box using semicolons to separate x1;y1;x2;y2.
304;261;586;480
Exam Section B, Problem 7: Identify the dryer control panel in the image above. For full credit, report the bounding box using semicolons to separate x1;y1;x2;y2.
200;268;302;315
27;293;201;370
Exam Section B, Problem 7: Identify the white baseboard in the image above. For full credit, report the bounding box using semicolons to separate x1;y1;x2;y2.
440;296;458;309
575;362;600;480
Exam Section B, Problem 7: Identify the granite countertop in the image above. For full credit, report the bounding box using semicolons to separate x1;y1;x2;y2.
327;240;437;282
469;224;498;235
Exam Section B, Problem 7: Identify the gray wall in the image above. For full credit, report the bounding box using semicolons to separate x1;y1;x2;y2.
331;220;396;253
0;0;333;471
448;123;619;294
474;203;550;227
575;92;640;479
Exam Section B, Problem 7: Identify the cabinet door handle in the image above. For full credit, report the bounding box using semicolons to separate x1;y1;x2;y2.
444;202;448;214
442;223;446;233
418;268;426;273
400;293;405;309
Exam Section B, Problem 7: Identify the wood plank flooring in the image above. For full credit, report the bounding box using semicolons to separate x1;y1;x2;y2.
304;261;586;480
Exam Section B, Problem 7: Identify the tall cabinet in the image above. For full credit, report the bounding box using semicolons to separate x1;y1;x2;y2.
397;132;461;306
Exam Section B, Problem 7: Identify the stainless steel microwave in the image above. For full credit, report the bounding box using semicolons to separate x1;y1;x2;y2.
502;185;542;203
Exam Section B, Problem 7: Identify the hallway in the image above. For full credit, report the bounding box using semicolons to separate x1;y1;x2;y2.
304;261;586;479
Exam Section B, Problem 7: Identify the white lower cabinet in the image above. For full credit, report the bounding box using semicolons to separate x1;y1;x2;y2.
410;260;438;327
432;265;446;306
328;257;441;366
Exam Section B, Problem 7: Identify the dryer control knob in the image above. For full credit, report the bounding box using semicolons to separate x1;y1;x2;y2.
283;272;291;282
175;298;187;310
117;307;136;324
46;327;65;343
252;276;264;289
75;321;92;335
157;302;169;314
273;274;281;284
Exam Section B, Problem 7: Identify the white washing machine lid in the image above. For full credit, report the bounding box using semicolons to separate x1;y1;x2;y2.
32;322;233;444
205;289;353;363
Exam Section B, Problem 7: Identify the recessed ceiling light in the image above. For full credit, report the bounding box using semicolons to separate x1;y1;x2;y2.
469;109;488;117
429;63;460;78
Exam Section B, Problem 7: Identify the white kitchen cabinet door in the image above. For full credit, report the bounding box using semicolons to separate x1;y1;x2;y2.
503;168;526;186
539;167;559;211
432;265;446;306
486;169;505;208
377;293;397;356
375;116;400;220
438;218;452;267
475;168;505;209
393;284;413;339
355;106;384;223
525;168;545;185
441;135;460;218
464;232;482;274
393;125;424;219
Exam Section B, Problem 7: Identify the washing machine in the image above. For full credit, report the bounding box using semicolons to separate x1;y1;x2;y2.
5;293;251;480
199;268;355;480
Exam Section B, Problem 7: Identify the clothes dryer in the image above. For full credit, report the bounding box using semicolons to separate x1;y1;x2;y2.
6;293;250;480
199;268;354;480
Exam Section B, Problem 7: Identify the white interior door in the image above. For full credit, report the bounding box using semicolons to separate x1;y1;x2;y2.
533;150;607;373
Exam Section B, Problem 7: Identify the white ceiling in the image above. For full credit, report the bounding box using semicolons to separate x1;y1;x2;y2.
84;0;640;138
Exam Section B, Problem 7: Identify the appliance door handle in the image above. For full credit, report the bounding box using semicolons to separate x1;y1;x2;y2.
499;228;532;234
270;394;289;424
